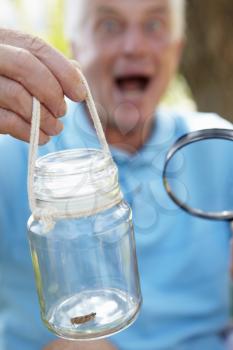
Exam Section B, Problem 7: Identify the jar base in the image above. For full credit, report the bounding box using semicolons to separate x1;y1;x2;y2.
44;288;141;340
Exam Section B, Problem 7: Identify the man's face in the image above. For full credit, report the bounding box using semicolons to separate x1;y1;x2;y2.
73;0;183;132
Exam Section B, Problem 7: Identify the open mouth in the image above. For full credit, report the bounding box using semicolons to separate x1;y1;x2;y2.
115;75;151;92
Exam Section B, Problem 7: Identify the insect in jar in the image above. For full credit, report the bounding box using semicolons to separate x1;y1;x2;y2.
70;312;96;325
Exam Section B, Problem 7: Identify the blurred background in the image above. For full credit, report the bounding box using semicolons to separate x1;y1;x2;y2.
0;0;233;122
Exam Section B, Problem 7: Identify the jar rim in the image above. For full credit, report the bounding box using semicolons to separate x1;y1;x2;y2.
36;149;113;177
34;148;123;217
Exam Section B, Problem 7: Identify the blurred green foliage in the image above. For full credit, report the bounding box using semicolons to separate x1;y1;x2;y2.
15;0;70;55
46;0;71;56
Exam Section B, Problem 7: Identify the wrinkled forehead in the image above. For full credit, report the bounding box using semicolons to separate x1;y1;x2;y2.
82;0;171;19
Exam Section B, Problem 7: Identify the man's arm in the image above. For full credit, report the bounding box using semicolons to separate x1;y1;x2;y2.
43;339;118;350
0;28;86;143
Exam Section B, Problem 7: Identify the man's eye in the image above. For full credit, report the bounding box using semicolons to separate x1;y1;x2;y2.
145;19;162;33
100;19;121;34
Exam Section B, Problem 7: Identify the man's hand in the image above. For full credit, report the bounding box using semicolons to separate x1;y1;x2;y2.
43;339;117;350
0;28;86;144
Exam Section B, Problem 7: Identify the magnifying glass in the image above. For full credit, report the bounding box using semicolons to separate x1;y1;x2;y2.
163;128;233;220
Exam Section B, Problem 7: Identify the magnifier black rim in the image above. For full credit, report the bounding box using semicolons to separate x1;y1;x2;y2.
163;128;233;220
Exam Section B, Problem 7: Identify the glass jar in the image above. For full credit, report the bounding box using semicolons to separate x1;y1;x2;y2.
27;148;142;340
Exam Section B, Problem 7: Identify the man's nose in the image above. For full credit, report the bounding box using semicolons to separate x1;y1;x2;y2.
121;26;148;57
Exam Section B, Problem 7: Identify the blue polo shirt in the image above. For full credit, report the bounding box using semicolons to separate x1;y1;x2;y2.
0;101;232;350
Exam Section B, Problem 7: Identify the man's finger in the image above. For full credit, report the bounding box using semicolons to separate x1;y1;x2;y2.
0;29;86;102
0;75;64;136
0;44;67;117
0;108;50;144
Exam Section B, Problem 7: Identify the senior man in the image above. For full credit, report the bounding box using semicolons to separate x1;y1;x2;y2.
0;1;232;350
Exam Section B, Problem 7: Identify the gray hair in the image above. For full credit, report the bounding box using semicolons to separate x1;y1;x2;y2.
64;0;186;42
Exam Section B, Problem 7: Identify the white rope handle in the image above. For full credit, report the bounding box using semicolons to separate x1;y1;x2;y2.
27;98;41;213
28;67;111;218
79;69;110;155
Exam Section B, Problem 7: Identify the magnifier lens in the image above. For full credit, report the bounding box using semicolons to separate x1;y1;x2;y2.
163;129;233;220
